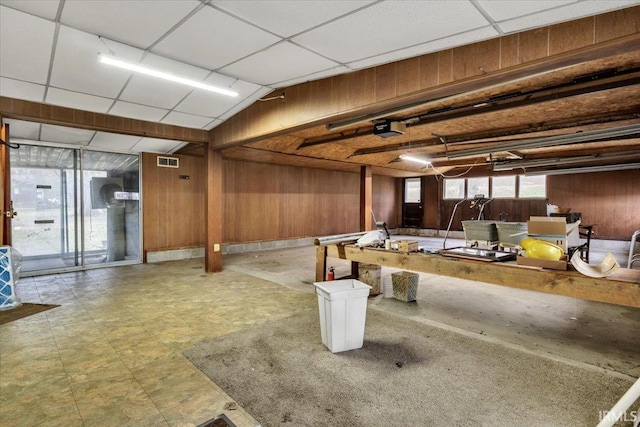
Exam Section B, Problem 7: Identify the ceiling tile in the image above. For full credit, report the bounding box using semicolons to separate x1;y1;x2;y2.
219;42;339;86
496;0;640;34
50;26;144;98
40;124;95;145
0;0;60;20
119;52;211;109
0;6;55;84
3;119;41;141
272;65;352;88
90;132;141;151
215;87;273;123
211;0;376;37
109;101;169;122
292;1;490;63
46;87;114;113
175;74;263;117
60;0;199;49
477;0;578;22
131;137;184;154
205;118;224;130
0;77;45;102
347;26;499;70
161;111;213;129
152;5;281;70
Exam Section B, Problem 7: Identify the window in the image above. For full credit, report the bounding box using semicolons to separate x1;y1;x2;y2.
467;177;489;198
519;175;546;198
443;175;545;199
492;175;516;198
443;178;465;199
404;177;421;203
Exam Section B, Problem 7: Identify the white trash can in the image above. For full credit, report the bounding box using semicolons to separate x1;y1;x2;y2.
313;279;371;353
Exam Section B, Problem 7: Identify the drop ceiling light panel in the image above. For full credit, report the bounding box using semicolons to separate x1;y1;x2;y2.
90;132;142;151
50;27;144;98
175;74;263;117
0;6;55;84
291;1;490;63
0;77;45;102
40;124;95;145
492;0;640;34
212;0;376;37
347;26;498;70
220;41;339;86
109;101;169;122
119;53;211;109
152;5;281;70
0;0;60;20
3;119;41;141
60;0;199;49
161;111;214;129
132;137;184;154
46;87;114;113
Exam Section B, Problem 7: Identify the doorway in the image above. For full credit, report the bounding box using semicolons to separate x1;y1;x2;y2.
402;177;423;228
9;144;141;274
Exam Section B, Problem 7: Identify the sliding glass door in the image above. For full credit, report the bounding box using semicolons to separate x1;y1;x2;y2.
9;144;140;274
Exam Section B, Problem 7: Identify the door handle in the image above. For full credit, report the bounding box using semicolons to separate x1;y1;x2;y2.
3;201;17;218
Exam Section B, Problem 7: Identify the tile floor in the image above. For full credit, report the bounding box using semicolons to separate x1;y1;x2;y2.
2;244;639;426
1;258;315;426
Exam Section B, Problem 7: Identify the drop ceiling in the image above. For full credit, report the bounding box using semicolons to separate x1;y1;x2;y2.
0;0;639;170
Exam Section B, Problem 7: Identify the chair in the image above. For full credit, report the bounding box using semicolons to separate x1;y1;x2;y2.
628;229;640;269
568;225;594;263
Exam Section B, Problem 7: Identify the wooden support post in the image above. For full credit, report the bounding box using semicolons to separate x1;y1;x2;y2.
360;165;372;231
205;148;223;272
316;245;327;282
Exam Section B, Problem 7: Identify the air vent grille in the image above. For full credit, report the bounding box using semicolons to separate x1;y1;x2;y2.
157;156;179;168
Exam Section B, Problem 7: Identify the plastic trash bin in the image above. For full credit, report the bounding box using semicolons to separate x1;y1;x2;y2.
313;279;371;353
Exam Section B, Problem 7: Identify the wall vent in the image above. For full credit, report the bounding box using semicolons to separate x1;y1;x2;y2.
157;156;179;168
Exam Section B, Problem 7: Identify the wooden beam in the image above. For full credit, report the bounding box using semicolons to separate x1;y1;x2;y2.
0;97;209;144
315;246;327;282
324;245;640;308
360;165;372;231
205;148;223;272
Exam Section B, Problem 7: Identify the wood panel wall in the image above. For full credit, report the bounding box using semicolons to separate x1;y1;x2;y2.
142;153;206;257
547;170;640;239
211;7;640;148
372;174;400;229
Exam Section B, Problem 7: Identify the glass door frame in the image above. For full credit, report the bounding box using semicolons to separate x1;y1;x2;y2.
9;141;142;276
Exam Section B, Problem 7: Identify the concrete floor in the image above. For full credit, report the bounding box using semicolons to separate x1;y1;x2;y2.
1;243;639;426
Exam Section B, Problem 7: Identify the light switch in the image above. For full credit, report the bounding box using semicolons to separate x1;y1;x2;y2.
214;243;220;252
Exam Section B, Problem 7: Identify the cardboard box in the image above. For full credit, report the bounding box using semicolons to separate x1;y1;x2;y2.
517;255;568;271
527;217;581;252
392;240;419;253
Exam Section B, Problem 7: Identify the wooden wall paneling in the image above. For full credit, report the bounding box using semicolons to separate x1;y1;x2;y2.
437;49;453;85
205;149;223;272
372;175;399;229
419;52;440;89
423;176;440;229
360;165;373;231
595;6;640;43
549;17;594;56
500;34;520;69
375;63;397;102
452;38;501;80
396;56;422;96
518;28;549;63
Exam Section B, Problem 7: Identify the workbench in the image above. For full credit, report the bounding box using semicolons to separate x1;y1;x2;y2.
315;244;640;308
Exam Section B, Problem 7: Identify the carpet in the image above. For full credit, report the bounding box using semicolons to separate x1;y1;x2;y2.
184;307;637;427
0;303;59;325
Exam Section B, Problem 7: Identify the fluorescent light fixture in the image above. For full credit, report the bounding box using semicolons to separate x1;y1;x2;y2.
99;54;238;97
447;123;640;159
524;162;640;176
399;154;432;166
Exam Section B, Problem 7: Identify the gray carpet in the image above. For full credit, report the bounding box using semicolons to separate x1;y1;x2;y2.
185;307;637;427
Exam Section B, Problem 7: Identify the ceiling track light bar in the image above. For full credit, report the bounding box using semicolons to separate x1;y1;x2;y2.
446;123;640;159
524;162;640;176
98;54;239;97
